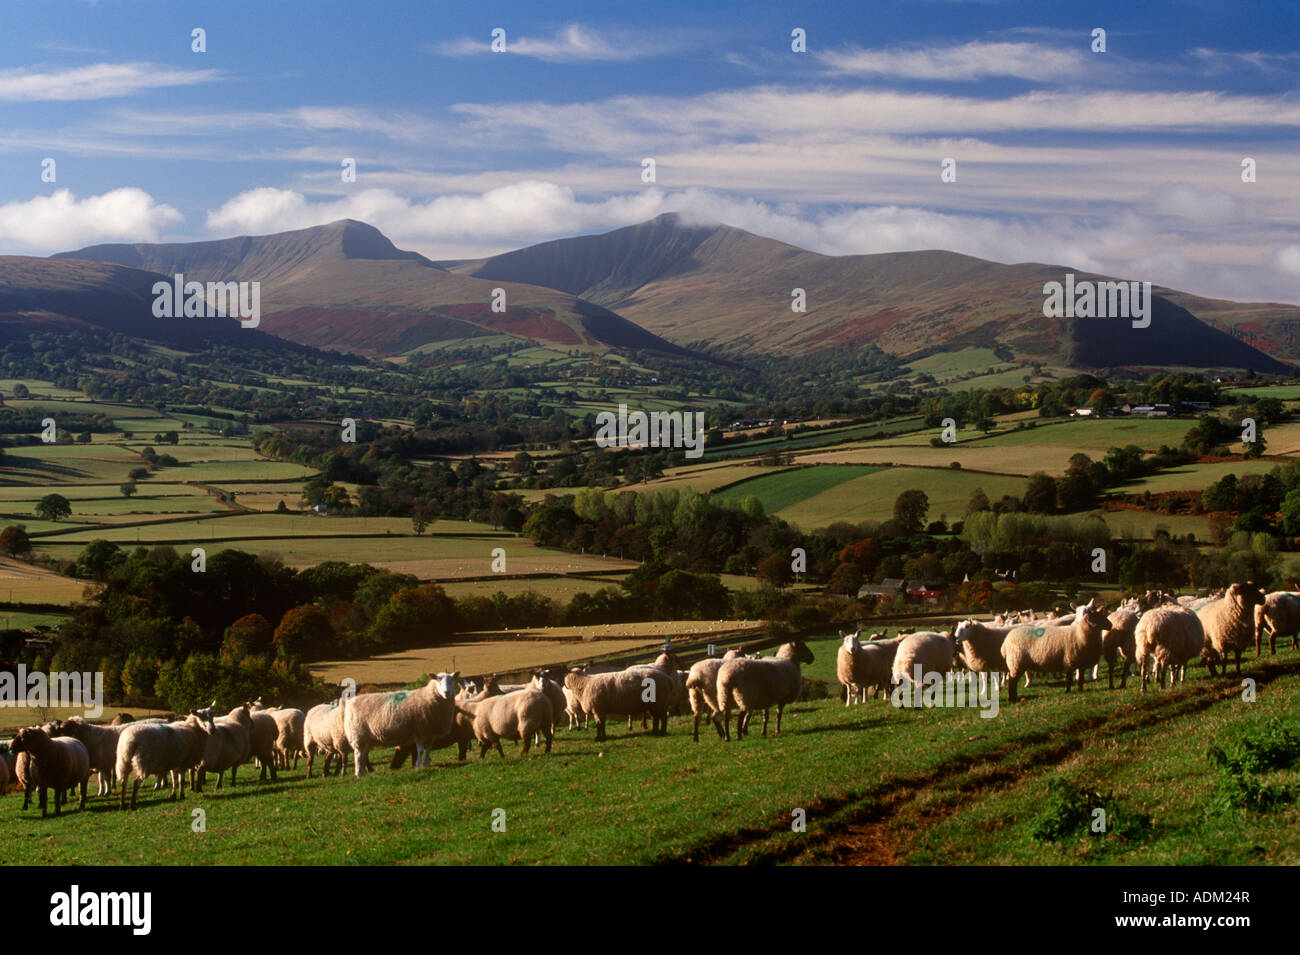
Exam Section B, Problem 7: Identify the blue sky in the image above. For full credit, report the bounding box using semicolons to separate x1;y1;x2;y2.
1;0;1297;303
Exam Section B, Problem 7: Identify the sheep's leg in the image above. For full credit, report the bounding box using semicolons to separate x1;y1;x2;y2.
1008;674;1019;703
543;727;553;753
722;707;731;742
775;705;785;736
495;739;506;758
594;717;607;742
130;779;140;810
692;711;701;742
522;733;532;757
353;745;369;777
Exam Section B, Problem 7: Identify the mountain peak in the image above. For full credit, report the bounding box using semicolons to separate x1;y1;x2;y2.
56;219;438;282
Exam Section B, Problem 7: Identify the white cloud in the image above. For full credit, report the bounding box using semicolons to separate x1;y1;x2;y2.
820;41;1091;82
1150;183;1240;224
1275;245;1300;276
0;62;220;101
434;23;690;62
0;188;182;253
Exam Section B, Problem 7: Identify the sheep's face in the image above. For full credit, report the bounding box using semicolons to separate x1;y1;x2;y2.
952;620;971;644
433;671;458;700
10;726;46;754
789;641;815;665
841;632;861;652
530;672;547;690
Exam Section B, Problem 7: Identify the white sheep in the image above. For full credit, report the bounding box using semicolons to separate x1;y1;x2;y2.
951;620;1011;696
455;689;554;757
343;672;458;777
1135;604;1204;691
1255;591;1300;655
890;631;954;688
1001;601;1111;702
1102;609;1139;690
268;708;306;770
114;716;209;809
54;716;125;796
303;701;350;778
193;703;253;791
685;649;739;741
716;640;815;741
563;667;675;742
1197;582;1266;677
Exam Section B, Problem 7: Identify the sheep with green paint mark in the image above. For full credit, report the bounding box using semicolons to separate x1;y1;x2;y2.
1001;601;1111;702
343;672;458;777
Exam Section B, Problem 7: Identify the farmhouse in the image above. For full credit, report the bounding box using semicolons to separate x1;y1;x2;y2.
858;577;905;599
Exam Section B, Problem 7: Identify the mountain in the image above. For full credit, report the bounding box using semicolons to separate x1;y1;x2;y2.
455;214;1296;372
59;220;692;358
0;255;296;351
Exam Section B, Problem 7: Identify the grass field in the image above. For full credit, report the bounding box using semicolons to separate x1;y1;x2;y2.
776;466;1028;529
6;648;1298;865
1118;459;1280;493
713;465;887;513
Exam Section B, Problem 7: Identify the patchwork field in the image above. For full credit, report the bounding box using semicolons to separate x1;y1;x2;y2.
776;466;1029;529
712;465;887;513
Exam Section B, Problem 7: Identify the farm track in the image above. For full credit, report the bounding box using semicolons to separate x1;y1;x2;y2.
659;660;1295;866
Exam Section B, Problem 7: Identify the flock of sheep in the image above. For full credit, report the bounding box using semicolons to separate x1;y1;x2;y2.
0;641;820;815
837;583;1300;708
6;582;1295;818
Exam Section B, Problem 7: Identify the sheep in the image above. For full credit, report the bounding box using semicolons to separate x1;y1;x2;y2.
303;701;350;778
1101;609;1139;690
1255;591;1300;655
890;631;954;689
1001;600;1111;703
115;716;209;809
455;689;554;758
716;640;815;741
0;744;9;796
561;684;586;730
343;672;458;777
529;671;568;738
624;651;683;729
1197;582;1266;677
268;707;306;770
837;631;863;705
193;703;253;791
9;726;90;817
111;713;134;726
563;666;675;742
244;700;280;781
952;620;1011;696
53;716;125;796
1135;605;1205;691
685;649;740;741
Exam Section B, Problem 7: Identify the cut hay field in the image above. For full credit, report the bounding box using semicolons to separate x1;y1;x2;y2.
0;558;95;604
8;650;1299;865
712;465;887;513
1089;508;1212;540
310;639;664;685
637;462;792;495
1118;459;1282;493
438;575;629;601
777;466;1028;529
0;444;145;484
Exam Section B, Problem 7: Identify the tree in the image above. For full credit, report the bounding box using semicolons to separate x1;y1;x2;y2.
1023;472;1057;513
411;505;430;536
966;487;990;516
129;466;150;481
75;539;125;579
120;481;137;498
1243;431;1267;459
0;525;31;557
221;613;274;660
276;499;289;514
273;605;334;662
756;551;793;589
892;489;929;535
35;493;72;521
